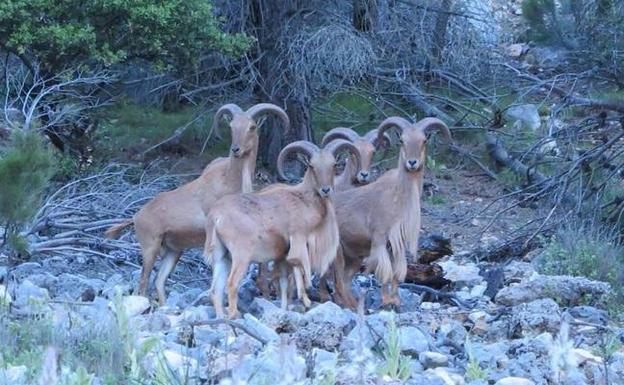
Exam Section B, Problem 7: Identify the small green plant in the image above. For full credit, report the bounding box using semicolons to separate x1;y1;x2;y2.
378;313;411;381
425;195;446;205
0;130;56;251
464;338;488;381
538;222;624;316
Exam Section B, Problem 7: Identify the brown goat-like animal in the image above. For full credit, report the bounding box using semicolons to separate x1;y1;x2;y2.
104;103;289;305
331;117;451;308
321;127;391;190
204;139;361;318
256;126;392;299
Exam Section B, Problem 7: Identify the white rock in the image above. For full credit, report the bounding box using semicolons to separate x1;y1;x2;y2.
571;348;603;364
0;365;28;385
304;301;354;328
122;295;150;318
507;43;529;58
162;350;198;378
426;367;465;384
241;313;279;342
495;377;535;385
0;285;12;306
438;261;483;287
15;279;49;308
399;326;430;356
419;351;449;369
505;104;541;131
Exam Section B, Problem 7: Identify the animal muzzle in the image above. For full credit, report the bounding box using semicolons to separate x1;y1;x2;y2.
357;171;371;183
319;186;332;197
405;159;421;172
230;145;242;157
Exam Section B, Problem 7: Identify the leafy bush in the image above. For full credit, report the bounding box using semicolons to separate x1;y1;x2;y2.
521;0;624;74
0;130;56;252
538;221;624;315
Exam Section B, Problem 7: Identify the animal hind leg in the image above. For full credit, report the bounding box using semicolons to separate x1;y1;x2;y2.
154;248;181;306
226;255;250;319
278;262;289;310
136;242;161;298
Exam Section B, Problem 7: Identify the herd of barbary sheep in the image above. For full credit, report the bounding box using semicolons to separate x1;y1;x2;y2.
105;102;452;318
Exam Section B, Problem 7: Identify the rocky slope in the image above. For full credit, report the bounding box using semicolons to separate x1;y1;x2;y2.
1;253;622;385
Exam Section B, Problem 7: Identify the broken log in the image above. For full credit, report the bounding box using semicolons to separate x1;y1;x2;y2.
404;262;450;289
418;232;453;263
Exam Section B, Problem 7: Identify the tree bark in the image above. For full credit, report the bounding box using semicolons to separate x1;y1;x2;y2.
246;0;313;169
431;0;452;63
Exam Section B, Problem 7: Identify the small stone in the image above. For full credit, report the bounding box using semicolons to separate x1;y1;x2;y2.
304;301;355;329
507;43;529;58
180;305;215;324
399;326;430;356
241;313;279;342
495;377;535;385
15;279;49;307
505;104;541;131
438;261;483;287
162;350;198;379
0;285;12;306
509;298;561;336
122;295;150;318
419;351;448;369
312;348;338;378
0;365;28;385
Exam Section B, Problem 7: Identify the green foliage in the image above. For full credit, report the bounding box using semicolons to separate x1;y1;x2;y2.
0;130;55;248
522;0;556;41
539;223;624;315
0;0;253;74
378;314;411;381
95;102;229;162
0;289;162;384
464;338;488;381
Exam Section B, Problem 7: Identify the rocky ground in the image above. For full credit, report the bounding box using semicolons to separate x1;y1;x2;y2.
1;248;623;385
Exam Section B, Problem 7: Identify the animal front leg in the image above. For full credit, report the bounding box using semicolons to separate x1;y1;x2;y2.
278;262;289;310
287;235;313;289
293;267;312;308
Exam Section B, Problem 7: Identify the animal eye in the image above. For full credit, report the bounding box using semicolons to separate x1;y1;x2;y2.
399;138;404;144
250;125;257;130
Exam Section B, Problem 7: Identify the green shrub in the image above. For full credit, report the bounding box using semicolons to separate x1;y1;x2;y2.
538;222;624;316
0;130;56;250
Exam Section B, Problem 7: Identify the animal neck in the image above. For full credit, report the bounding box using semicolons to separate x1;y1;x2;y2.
396;154;422;199
227;147;257;194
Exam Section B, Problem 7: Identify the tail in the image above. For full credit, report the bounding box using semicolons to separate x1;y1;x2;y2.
104;219;134;239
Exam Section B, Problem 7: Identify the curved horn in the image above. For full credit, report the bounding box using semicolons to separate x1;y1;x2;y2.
364;128;392;148
277;140;320;181
321;127;360;147
211;103;243;138
375;116;412;141
417;117;452;142
246;103;291;132
324;139;362;175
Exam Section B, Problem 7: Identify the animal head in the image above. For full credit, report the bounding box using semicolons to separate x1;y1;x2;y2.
212;103;290;158
376;117;451;173
277;139;361;198
321;127;391;184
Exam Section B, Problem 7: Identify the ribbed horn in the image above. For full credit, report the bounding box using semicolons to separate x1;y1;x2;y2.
417;117;452;142
364;128;392;148
375;116;412;141
211;103;243;138
246;103;291;132
321;127;360;147
277;140;320;181
324;139;362;175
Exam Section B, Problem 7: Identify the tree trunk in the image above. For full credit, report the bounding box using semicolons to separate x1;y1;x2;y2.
431;0;452;63
246;0;312;169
